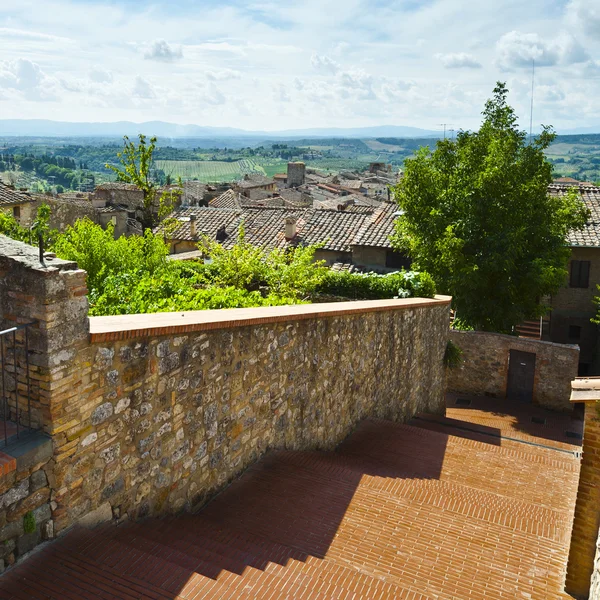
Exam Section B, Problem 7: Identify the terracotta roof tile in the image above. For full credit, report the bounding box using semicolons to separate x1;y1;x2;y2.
0;182;34;207
548;184;600;247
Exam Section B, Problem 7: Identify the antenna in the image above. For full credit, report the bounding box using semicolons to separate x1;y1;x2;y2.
529;59;535;144
438;123;453;140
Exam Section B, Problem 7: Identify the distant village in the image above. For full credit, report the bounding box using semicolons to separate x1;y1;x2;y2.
1;165;600;374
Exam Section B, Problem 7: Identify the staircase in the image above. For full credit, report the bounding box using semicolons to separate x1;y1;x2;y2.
515;318;543;339
0;416;580;600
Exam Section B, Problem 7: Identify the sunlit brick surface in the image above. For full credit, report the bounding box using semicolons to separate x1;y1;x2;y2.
0;401;581;600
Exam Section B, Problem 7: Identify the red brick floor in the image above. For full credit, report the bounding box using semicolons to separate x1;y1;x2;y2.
0;396;581;599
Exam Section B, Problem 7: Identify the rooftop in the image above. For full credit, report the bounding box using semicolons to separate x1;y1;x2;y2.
157;203;396;252
548;184;600;247
1;394;581;599
0;182;34;207
235;174;275;189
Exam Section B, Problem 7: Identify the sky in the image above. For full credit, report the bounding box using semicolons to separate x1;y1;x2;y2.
0;0;599;133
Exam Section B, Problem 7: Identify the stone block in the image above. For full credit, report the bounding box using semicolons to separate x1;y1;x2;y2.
16;527;41;556
77;502;112;529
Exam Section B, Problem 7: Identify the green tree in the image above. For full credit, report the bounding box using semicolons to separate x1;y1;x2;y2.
105;134;181;228
392;82;589;333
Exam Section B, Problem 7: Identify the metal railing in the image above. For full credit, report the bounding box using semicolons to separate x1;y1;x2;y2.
0;321;37;446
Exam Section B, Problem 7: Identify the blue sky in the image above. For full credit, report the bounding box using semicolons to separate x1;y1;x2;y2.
0;0;599;132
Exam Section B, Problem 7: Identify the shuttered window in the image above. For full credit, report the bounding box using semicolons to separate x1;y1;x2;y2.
570;260;590;288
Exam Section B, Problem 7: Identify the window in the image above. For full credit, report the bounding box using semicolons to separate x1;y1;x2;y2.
386;251;412;270
12;205;20;220
568;325;581;340
570;260;590;288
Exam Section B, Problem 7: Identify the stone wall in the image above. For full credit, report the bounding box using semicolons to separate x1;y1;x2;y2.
0;234;451;563
0;235;88;567
549;247;600;367
447;329;579;411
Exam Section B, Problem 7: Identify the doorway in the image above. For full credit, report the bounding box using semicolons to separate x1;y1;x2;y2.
507;350;536;403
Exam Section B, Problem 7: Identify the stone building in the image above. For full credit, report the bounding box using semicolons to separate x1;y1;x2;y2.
234;174;277;200
286;162;306;187
156;201;407;271
545;183;600;374
0;182;35;226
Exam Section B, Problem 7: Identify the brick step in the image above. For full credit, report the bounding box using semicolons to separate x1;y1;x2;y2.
410;412;581;461
268;450;572;539
108;518;430;600
332;421;579;512
173;456;572;599
54;525;274;600
68;518;431;600
127;510;565;600
0;531;184;600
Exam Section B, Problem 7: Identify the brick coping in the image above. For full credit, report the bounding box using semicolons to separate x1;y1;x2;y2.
89;295;451;343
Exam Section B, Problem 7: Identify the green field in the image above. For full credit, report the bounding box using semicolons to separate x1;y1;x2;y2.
155;159;265;183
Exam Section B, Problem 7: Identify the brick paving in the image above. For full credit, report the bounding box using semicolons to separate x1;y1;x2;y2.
0;397;581;599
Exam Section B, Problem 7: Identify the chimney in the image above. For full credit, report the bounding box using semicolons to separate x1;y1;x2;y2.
284;217;297;240
189;214;197;237
216;224;227;242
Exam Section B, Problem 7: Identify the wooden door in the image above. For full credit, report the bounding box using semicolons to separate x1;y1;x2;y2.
507;350;536;403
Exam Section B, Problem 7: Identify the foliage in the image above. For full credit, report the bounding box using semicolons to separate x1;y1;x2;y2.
444;340;463;369
317;269;436;300
105;135;182;227
0;210;30;243
23;511;36;535
200;223;329;300
0;203;54;246
53;218;168;291
392;82;590;333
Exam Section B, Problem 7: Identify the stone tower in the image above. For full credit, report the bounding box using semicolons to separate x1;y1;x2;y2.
287;162;306;188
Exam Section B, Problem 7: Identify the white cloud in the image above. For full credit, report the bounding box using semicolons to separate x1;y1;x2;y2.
310;53;340;75
273;84;291;103
200;82;226;106
0;0;599;131
436;53;482;69
144;39;183;62
90;67;113;83
206;68;241;81
0;58;44;90
495;31;588;70
567;0;600;37
132;76;156;99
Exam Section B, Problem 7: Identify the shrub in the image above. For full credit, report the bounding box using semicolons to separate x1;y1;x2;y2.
444;340;463;369
317;269;436;300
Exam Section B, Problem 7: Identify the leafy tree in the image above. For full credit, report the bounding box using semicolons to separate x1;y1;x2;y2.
105;134;181;228
392;82;589;333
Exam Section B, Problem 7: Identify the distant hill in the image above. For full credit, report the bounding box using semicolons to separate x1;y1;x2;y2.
0;119;440;140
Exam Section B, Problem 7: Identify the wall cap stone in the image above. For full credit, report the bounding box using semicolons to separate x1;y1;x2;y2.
571;377;600;403
0;235;79;273
449;328;580;351
89;295;452;342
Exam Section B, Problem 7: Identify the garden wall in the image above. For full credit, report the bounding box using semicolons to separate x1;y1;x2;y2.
0;234;451;564
447;329;579;411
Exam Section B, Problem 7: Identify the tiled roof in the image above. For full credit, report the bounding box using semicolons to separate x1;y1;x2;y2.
157;204;396;252
209;189;243;210
155;207;242;245
95;182;140;191
338;179;363;190
353;202;398;248
235;174;275;189
302;209;370;252
548;184;600;247
0;183;34;207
